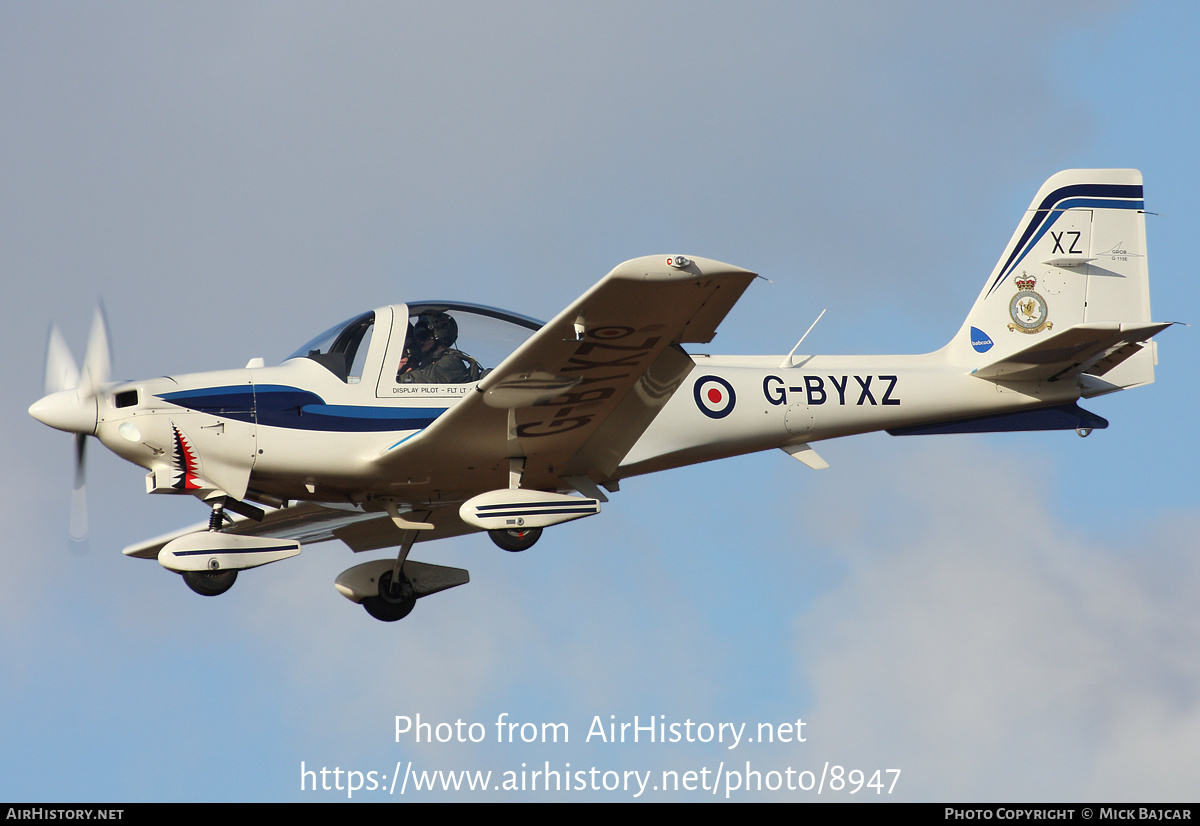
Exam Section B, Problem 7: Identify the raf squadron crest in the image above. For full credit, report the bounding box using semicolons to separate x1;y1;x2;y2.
1008;273;1052;334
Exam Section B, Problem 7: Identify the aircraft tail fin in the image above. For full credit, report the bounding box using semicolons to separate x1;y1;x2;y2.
952;169;1159;392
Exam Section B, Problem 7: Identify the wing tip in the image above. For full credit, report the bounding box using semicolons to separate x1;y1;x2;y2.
608;255;757;281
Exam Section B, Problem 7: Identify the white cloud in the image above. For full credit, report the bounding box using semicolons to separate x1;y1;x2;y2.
794;440;1200;800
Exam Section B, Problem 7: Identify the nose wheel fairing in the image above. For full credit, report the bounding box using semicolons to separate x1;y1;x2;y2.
335;558;470;621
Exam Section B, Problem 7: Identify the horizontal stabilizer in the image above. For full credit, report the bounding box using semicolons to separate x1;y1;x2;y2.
972;322;1172;383
888;403;1108;436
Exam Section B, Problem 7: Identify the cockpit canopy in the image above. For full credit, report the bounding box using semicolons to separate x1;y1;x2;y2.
287;302;542;385
287;311;376;382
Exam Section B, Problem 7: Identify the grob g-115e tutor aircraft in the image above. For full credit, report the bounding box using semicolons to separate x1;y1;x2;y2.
30;170;1170;622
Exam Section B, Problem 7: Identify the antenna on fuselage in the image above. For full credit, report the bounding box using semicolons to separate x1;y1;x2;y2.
779;308;826;369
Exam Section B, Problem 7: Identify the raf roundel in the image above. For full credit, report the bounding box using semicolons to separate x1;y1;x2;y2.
694;375;736;419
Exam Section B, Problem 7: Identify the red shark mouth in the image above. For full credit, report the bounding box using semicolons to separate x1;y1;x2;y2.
171;424;203;490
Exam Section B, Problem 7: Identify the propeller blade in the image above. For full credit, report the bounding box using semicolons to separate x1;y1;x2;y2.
80;305;112;396
43;325;80;395
69;433;88;543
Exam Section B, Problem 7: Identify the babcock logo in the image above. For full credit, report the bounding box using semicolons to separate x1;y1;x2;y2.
970;327;994;353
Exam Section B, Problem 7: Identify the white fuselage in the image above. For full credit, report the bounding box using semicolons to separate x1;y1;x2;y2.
617;351;1075;477
92;344;1076;513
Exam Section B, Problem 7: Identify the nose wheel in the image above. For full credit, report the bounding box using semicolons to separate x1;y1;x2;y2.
182;569;238;597
362;569;417;622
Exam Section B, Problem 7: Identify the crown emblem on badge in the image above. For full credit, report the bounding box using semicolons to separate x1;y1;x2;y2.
1014;274;1036;291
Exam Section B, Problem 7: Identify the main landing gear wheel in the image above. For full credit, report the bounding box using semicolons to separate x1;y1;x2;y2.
489;526;542;552
182;569;238;597
363;569;417;622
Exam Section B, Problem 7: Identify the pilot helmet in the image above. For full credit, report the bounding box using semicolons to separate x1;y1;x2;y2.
414;311;458;347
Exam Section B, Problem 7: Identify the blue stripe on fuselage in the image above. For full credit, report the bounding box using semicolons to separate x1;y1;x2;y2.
156;384;447;432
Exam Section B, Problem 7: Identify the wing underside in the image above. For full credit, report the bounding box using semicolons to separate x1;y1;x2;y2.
122;501;471;559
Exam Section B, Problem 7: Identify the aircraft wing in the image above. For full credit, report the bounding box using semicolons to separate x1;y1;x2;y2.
122;501;473;559
375;255;757;494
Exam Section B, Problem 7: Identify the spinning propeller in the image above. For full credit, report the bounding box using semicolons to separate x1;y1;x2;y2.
29;308;113;542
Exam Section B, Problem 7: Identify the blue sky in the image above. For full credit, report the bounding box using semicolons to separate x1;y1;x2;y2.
2;1;1198;801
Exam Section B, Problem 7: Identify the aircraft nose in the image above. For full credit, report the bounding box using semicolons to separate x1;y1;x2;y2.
29;389;98;435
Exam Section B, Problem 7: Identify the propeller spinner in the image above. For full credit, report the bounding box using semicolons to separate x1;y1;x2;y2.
29;308;113;541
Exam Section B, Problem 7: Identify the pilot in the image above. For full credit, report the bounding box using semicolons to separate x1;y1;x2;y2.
397;311;480;384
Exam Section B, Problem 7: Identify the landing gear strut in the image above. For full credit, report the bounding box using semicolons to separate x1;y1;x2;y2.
181;498;239;596
361;512;428;621
489;526;542;552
